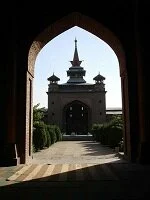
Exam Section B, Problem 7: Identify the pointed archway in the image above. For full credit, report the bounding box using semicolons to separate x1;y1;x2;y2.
25;12;130;164
63;100;90;135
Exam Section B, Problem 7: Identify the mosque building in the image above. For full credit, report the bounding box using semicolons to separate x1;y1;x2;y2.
47;39;106;134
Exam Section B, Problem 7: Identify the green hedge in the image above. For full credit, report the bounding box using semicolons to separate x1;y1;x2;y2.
33;122;62;151
91;115;123;148
33;122;47;151
46;125;57;144
52;125;62;142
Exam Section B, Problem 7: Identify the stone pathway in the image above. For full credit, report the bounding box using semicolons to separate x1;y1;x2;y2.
32;141;122;164
6;163;119;182
4;141;125;183
1;141;124;185
1;141;150;199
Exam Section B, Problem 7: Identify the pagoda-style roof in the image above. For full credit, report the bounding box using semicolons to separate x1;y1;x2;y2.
67;38;86;84
93;73;105;81
47;73;60;81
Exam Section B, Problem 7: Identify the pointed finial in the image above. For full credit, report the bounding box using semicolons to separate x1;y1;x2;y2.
75;37;77;48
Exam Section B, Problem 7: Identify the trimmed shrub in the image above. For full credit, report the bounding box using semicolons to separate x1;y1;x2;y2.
33;122;47;151
91;115;123;148
53;125;62;141
45;125;51;147
107;126;123;147
91;124;103;141
47;125;57;144
100;123;110;145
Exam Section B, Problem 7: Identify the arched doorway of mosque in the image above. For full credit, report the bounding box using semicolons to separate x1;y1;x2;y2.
64;100;90;135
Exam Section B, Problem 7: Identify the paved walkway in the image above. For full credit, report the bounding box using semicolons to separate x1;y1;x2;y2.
0;140;150;199
32;141;122;164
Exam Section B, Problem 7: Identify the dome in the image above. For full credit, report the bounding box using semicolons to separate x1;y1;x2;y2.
93;73;105;81
47;73;60;81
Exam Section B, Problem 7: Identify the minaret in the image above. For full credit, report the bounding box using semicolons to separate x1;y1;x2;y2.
93;72;106;91
93;72;105;84
67;38;86;84
47;73;60;91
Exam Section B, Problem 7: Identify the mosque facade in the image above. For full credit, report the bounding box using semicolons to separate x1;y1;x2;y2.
47;39;106;134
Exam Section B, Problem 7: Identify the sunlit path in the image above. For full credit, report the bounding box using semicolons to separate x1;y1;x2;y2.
1;141;150;199
32;141;123;165
6;163;120;182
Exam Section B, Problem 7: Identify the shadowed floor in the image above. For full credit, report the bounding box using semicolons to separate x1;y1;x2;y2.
0;140;150;199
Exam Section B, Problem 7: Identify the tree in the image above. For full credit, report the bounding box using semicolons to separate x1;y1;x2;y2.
33;103;45;126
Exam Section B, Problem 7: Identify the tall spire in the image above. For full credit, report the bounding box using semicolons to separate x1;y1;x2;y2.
70;38;82;66
75;37;77;48
66;39;86;84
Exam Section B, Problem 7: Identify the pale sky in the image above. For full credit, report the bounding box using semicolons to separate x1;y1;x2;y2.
33;26;122;109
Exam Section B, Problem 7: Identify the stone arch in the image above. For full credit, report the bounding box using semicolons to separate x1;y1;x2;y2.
26;12;130;164
28;12;126;76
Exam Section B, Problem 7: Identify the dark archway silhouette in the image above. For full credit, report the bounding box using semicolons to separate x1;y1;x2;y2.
2;0;148;167
11;11;131;165
63;100;90;135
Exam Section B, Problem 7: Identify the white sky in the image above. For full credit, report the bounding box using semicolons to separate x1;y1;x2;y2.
33;26;122;109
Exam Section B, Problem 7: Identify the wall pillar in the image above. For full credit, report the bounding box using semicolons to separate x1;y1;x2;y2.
133;1;150;164
24;71;33;164
0;16;20;166
121;73;131;161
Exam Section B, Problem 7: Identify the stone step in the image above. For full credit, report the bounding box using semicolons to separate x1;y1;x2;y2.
62;135;93;141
